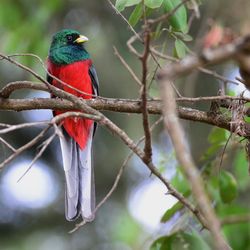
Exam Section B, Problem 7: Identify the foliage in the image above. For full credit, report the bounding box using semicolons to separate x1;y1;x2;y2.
116;2;250;248
150;231;210;250
116;0;190;58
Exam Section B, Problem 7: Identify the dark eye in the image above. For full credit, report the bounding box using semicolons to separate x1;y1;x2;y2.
67;35;73;42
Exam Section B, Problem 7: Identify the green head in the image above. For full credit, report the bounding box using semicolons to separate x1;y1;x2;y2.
49;29;90;65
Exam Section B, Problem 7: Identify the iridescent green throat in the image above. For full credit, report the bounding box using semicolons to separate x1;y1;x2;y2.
49;45;90;65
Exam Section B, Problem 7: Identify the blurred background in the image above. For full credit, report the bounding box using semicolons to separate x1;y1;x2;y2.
0;0;249;249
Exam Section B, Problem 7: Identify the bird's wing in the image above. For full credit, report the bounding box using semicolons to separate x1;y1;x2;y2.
89;65;99;96
89;65;99;135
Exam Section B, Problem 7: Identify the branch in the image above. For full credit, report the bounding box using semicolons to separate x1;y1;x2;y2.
159;80;230;250
158;35;250;80
1;95;250;136
151;47;241;85
0;126;50;169
113;46;142;86
140;26;152;164
221;214;250;225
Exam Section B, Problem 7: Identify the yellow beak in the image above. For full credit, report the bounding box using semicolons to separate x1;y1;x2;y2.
74;35;89;44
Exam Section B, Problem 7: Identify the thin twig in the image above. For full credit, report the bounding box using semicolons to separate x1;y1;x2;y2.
221;214;250;225
148;0;190;25
219;133;232;171
106;0;142;41
0;121;50;134
113;46;142;86
140;26;152;163
17;133;56;182
0;126;50;169
0;137;16;152
127;34;143;58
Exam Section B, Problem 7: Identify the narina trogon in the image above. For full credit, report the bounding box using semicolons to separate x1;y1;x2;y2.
47;29;99;221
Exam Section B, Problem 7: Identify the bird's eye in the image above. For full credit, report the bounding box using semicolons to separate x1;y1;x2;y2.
67;35;73;42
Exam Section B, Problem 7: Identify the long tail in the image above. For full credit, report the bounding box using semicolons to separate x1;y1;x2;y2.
59;126;95;221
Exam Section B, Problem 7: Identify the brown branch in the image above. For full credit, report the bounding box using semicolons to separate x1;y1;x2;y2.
140;27;152;164
221;214;250;225
151;48;240;85
1;96;250;136
0;121;50;134
158;35;250;80
159;79;230;250
0;81;48;98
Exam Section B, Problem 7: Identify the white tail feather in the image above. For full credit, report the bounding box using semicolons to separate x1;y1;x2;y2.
59;126;95;221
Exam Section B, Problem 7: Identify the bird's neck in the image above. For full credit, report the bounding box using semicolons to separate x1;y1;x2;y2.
49;46;90;65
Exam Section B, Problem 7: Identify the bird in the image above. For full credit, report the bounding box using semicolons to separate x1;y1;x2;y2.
47;29;99;221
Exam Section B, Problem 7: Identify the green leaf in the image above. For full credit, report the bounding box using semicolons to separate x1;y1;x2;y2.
171;168;190;194
161;201;184;222
202;127;230;160
206;174;221;203
128;3;143;26
115;0;128;11
115;0;141;11
162;0;188;33
174;39;186;58
174;32;193;41
233;150;250;190
150;231;211;250
126;0;141;7
144;0;163;9
219;170;238;203
208;127;228;145
150;237;171;250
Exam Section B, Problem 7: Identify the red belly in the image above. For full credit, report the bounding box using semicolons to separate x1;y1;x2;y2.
48;59;93;149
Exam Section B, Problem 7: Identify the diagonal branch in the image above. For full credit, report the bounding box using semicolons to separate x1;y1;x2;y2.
113;46;142;86
0;126;50;169
159;82;230;250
